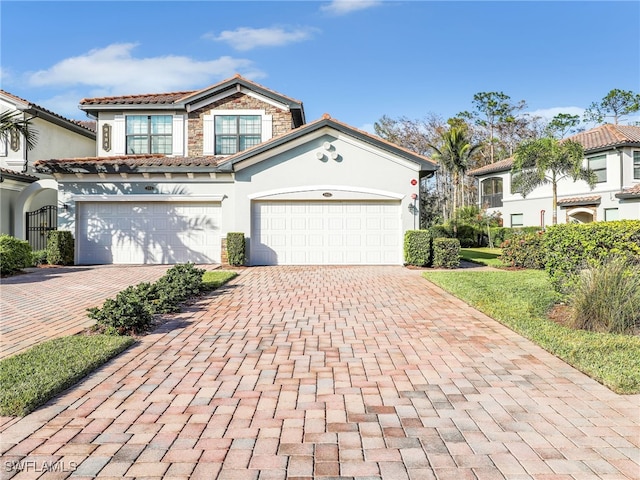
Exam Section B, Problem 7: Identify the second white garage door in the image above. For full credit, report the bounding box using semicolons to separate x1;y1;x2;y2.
251;201;401;265
77;202;221;265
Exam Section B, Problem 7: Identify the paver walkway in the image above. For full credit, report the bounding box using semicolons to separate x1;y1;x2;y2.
1;266;638;479
0;265;175;359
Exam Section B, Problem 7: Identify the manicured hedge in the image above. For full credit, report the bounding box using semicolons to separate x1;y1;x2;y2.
490;226;541;246
544;220;640;293
500;232;546;269
46;231;74;265
0;235;32;275
226;232;246;266
432;238;460;269
404;230;432;266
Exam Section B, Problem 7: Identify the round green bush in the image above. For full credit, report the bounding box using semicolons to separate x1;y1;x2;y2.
0;234;33;275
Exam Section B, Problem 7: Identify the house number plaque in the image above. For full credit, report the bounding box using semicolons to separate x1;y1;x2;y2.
102;123;112;152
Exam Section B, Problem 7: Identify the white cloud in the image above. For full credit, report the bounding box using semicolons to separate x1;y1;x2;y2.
204;26;318;51
320;0;382;15
526;106;585;121
27;43;265;95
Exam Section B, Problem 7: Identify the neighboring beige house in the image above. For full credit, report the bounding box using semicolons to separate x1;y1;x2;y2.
469;124;640;227
0;90;96;247
35;75;437;265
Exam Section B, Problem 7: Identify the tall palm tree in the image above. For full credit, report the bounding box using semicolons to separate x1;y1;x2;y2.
428;127;481;223
512;137;596;225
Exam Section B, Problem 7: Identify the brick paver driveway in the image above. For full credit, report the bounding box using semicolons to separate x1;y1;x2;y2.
1;266;638;479
0;265;174;359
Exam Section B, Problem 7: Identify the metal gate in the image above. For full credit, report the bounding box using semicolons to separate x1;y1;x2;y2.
26;205;57;251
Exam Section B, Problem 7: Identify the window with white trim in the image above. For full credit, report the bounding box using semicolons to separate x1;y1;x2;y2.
214;115;261;155
604;208;619;221
588;154;607;183
510;213;524;227
126;115;172;154
634;151;640;180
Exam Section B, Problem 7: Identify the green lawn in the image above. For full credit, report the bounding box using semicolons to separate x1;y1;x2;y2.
0;335;134;416
423;269;640;394
0;269;239;416
202;270;238;290
460;247;504;267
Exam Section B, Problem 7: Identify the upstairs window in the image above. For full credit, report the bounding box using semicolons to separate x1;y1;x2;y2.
126;115;172;154
634;151;640;180
588;154;607;183
481;177;503;208
215;115;261;155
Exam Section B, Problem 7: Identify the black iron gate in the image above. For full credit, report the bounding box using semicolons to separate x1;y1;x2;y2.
26;205;57;251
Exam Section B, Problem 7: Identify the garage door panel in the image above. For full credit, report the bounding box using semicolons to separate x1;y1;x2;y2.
251;201;401;265
78;202;221;265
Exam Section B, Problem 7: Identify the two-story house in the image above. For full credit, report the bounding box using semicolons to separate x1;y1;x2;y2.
0;90;96;247
35;75;436;266
469;124;640;227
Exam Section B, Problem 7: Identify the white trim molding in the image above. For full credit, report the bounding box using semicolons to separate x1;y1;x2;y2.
248;185;404;200
71;194;225;202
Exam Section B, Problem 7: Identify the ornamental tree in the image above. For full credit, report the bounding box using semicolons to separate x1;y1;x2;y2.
512;137;596;225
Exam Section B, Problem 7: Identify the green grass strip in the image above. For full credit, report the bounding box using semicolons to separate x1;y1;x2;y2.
202;270;238;290
423;270;640;394
0;335;134;416
459;247;504;267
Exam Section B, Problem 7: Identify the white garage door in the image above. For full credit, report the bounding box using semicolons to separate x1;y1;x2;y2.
252;201;401;265
77;202;221;265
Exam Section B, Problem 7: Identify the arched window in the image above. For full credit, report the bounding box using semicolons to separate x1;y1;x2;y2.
481;177;503;208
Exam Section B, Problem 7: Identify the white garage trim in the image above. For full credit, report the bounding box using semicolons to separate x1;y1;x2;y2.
251;200;402;265
248;185;404;200
72;194;224;202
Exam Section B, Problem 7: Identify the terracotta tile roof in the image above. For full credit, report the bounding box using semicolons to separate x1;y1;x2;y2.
557;195;601;206
0;89;96;135
34;154;224;172
468;157;514;176
80;91;195;106
0;167;39;182
79;74;303;108
469;124;640;176
177;74;304;106
568;124;640;151
616;183;640;199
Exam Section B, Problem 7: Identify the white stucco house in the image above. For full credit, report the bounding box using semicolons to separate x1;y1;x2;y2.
0;90;96;247
469;124;640;227
35;75;437;266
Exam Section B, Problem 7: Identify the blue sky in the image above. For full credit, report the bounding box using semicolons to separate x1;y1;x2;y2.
2;1;639;132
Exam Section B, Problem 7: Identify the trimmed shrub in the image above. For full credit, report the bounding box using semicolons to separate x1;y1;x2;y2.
569;257;640;334
46;231;74;265
432;238;460;269
490;226;542;246
500;232;546;269
429;225;453;239
544;220;640;293
404;230;431;266
0;235;32;275
455;224;479;245
226;232;246;266
88;263;207;335
31;250;48;267
87;284;154;335
459;237;476;248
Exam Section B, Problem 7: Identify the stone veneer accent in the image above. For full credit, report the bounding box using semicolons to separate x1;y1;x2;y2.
187;92;294;156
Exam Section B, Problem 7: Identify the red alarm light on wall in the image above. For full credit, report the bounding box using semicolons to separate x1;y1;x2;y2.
411;179;417;186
